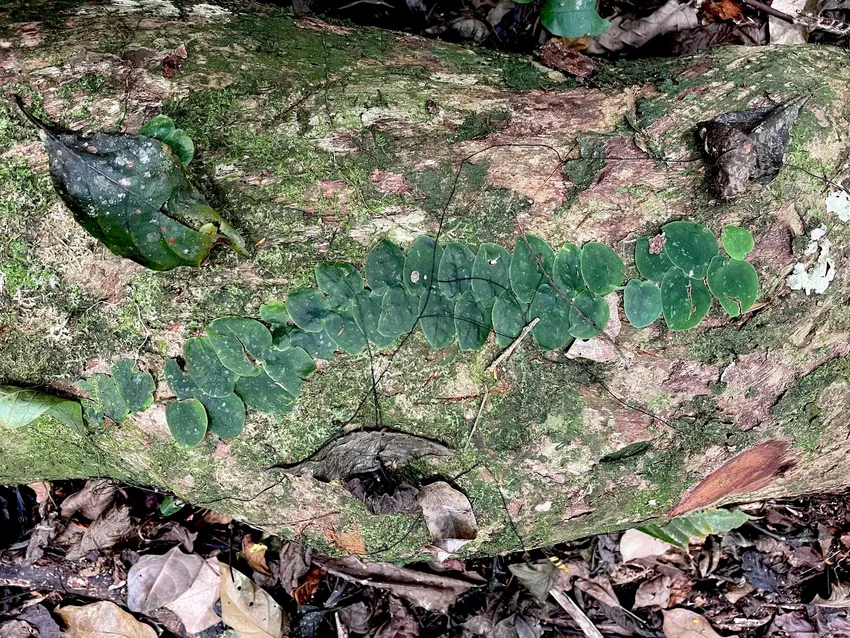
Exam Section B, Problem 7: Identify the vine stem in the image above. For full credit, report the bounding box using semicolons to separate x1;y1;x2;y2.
485;317;540;375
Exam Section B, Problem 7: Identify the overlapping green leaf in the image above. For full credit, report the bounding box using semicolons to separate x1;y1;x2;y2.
404;236;443;293
529;284;572;351
206;317;271;377
352;291;396;348
569;291;609;339
510;235;555;303
290;329;336;360
286;289;330;333
540;0;610;38
721;225;755;260
235;370;296;414
581;242;624;295
553;244;584;298
634;236;673;283
315;262;364;308
259;300;289;326
79;359;155;423
492;291;529;347
472;243;511;305
623;280;662;328
438;242;476;300
661;268;712;331
138;115;194;167
706;256;758;317
324;309;368;355
638;509;755;549
264;346;316;396
454;290;491;350
419;287;455;348
378;284;419;338
365;238;405;294
183;337;238;398
663;221;718;279
165;398;207;447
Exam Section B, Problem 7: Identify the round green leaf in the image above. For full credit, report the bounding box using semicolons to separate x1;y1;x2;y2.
366;239;405;294
529;284;571;351
138;115;176;140
235;369;296;414
198;392;245;439
634;236;674;283
492;291;529;347
164;359;199;401
315;262;364;308
472;243;512;305
661;267;712;331
569;291;610;339
290;328;336;360
165;398;207;447
264;346;316;395
183;337;238;398
706;255;759;317
163;129;194;167
324;309;367;355
662;221;719;279
510;234;555;303
352;291;396;348
540;0;610;38
418;287;455;348
111;359;155;414
259;300;289;326
721;225;755;260
580;242;624;295
207;317;272;377
438;242;476;300
78;374;130;423
404;236;443;293
454;290;491;351
378;284;419;338
623;279;662;328
553;244;583;298
286;288;330;333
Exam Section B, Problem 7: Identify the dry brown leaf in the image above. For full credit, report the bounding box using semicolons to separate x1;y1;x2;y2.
620;529;673;562
662;608;724;638
292;567;325;606
271;542;311;595
66;505;133;560
417;482;477;554
574;577;620;608
202;510;233;525
61;480;117;521
127;546;206;613
634;575;671;609
702;0;744;22
242;536;271;576
56;601;157;638
166;558;221;634
0;622;33;638
812;582;850;608
220;562;287;638
27;482;50;504
587;0;699;54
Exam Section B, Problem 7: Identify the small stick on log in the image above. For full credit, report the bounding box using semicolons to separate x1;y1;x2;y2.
549;589;604;638
486;317;539;376
463;384;490;453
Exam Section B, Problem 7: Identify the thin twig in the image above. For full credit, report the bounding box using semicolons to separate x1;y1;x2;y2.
486;317;539;375
549;589;604;638
463;384;489;453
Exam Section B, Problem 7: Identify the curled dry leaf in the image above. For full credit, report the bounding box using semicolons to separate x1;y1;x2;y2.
619;529;673;562
417;481;478;553
220;562;287;638
61;479;117;521
662;608;723;638
66;505;133;560
166;558;221;634
127;546;206;613
634;575;672;609
0;621;34;638
56;601;157;638
587;0;698;53
242;535;271;576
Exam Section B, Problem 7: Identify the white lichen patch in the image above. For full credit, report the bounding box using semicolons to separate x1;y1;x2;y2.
100;0;180;16
429;73;479;86
190;3;232;18
787;226;836;295
826;188;850;222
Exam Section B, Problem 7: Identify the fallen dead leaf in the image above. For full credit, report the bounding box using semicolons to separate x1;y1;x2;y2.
508;560;559;602
18;605;60;638
202;510;233;525
270;541;312;595
165;558;221;634
127;546;205;613
220;562;287;638
242;535;271;576
574;576;620;608
27;482;50;504
61;479;117;521
620;529;673;562
0;622;33;638
662;608;723;638
66;505;133;560
57;602;156;638
292;567;325;606
634;574;671;609
417;482;478;554
812;582;850;608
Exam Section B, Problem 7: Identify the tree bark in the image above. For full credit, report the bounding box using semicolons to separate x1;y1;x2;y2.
1;2;850;559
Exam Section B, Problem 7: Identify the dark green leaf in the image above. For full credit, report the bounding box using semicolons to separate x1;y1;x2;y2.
623;279;662;328
492;291;529;347
530;284;572;350
183;337;238;398
662;221;719;279
454;290;491;350
199;392;245;439
540;0;610;38
234;369;296;414
264;346;316;396
352;291;396;348
378;284;419;338
638;508;755;549
17;98;246;271
159;495;184;517
553;244;584;298
634;236;674;283
581;242;624;295
510;235;555;303
138;115;175;140
110;359;155;414
324;309;367;355
365;239;405;295
206;317;272;377
438;242;476;300
0;386;83;430
286;289;330;333
661;267;712;331
78;374;130;422
472;243;512;305
315;262;364;308
259;300;289;326
404;236;443;293
569;291;609;339
290;328;336;360
165;398;207;447
418;287;455;348
706;255;759;317
721;225;755;260
164;359;199;401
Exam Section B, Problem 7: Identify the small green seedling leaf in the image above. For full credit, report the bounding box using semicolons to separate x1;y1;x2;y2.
404;235;443;293
286;289;330;333
553;244;584;298
721;225;755;260
540;0;610;38
438;242;476;300
472;243;512;305
183;337;238;398
315;262;364;308
0;386;83;430
510;235;555;303
419;287;456;348
378;284;419;338
207;317;272;377
569;291;610;339
235;370;295;414
324;309;367;355
454;290;492;350
661;268;712;331
259;300;289;326
529;284;572;351
290;328;336;360
139;115;194;166
634;236;674;283
353;291;396;348
138;115;176;140
706;255;759;317
159;495;184;517
366;239;405;294
662;221;719;279
637;508;755;549
492;291;529;347
623;280;662;328
581;242;624;295
165;398;207;447
264;346;316;396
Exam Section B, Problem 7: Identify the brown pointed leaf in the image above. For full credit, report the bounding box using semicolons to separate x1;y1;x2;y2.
220;562;287;638
127;546;206;613
662;609;723;638
165;558;221;634
60;479;117;521
417;481;477;554
56;602;157;638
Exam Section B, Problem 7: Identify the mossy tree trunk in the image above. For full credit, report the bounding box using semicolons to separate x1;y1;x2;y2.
2;2;850;559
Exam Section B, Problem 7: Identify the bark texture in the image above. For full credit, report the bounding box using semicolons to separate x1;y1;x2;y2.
2;2;850;559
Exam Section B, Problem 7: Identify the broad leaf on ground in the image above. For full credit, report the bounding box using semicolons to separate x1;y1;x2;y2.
662;608;723;638
0;386;83;430
166;559;221;634
220;563;287;638
128;546;205;613
56;602;156;638
510;234;555;303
